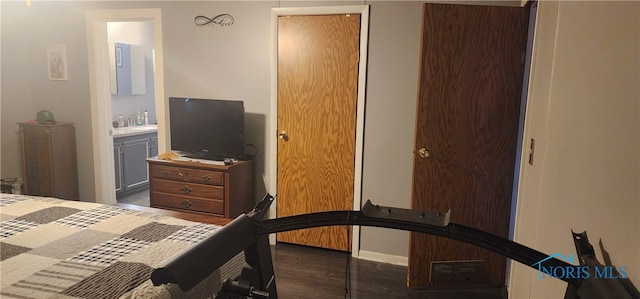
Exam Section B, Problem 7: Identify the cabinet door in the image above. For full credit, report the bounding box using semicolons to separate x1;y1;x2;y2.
114;142;123;193
122;138;151;190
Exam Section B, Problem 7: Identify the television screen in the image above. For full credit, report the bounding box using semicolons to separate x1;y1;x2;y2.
169;97;245;160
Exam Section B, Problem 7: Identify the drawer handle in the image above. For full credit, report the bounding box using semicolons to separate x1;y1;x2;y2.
202;175;210;181
181;186;192;194
178;170;184;177
180;200;192;208
162;170;170;177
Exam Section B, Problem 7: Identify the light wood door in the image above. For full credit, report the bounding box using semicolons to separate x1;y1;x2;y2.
409;3;529;287
276;14;360;251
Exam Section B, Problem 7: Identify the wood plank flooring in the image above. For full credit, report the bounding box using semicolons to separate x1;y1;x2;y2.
271;243;507;299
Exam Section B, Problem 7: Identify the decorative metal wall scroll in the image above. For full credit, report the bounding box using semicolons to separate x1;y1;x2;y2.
194;14;234;26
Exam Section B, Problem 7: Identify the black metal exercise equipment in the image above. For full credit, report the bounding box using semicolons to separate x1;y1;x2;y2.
151;194;637;299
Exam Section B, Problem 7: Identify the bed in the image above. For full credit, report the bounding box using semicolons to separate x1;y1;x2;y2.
0;194;244;299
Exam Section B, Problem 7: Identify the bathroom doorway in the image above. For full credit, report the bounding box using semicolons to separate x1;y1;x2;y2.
108;21;157;207
86;9;167;205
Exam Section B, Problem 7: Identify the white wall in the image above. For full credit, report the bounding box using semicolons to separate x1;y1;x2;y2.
510;1;640;297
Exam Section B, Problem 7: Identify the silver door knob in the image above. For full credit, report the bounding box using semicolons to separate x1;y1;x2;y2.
278;131;289;141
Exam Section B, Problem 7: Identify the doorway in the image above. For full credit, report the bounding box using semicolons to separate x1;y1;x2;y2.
408;3;530;287
108;21;157;207
86;9;166;205
269;6;369;253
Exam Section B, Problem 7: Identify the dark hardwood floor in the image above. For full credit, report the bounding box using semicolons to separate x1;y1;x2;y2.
270;243;507;299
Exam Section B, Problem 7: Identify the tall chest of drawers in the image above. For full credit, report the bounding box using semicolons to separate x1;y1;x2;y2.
18;122;79;200
147;157;255;219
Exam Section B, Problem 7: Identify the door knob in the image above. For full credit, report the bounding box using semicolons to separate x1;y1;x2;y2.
278;131;289;141
418;147;431;159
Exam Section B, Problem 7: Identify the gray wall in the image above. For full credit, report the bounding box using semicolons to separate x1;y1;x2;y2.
160;1;274;198
2;1;94;199
1;1;422;258
360;2;422;257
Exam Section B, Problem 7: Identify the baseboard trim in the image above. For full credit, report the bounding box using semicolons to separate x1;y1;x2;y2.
357;250;408;266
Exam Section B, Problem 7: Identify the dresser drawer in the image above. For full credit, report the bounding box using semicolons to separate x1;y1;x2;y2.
151;193;224;215
150;165;223;185
151;179;224;200
147;158;254;218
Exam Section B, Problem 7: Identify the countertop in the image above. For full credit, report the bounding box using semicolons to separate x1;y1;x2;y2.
112;124;158;138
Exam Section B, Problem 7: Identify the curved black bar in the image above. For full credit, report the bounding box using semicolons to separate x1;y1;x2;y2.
254;210;579;286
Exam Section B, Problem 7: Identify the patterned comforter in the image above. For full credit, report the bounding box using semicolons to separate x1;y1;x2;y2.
0;194;243;298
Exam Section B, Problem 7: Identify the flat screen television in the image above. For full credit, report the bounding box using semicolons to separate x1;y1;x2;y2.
169;97;245;160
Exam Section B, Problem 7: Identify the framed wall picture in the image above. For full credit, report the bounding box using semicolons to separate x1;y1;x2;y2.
47;44;68;80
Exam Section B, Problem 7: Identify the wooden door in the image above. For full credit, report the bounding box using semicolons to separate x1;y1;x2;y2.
276;14;360;251
409;3;529;287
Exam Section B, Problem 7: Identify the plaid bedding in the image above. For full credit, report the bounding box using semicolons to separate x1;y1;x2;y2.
0;194;243;299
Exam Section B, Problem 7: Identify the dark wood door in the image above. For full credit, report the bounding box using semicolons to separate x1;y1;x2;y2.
276;14;361;251
409;3;529;287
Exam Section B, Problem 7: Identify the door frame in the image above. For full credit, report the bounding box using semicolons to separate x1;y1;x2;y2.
85;9;166;204
269;5;369;256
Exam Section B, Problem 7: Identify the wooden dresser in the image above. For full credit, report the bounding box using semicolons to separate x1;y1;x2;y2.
18;122;79;200
147;157;254;219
